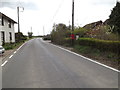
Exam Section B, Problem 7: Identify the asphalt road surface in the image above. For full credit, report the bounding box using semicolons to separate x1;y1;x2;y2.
2;38;119;88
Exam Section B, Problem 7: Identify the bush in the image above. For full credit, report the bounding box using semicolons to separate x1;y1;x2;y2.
3;43;15;50
3;42;24;50
73;27;89;37
43;36;51;40
64;38;72;46
15;32;27;43
77;38;120;53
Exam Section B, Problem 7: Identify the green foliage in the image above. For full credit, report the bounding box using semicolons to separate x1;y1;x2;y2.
3;43;15;50
73;27;88;37
28;32;33;38
64;38;71;46
51;23;70;45
43;35;51;40
86;25;119;40
3;42;23;50
74;45;100;56
74;45;91;54
107;52;116;59
15;32;27;43
108;1;120;34
77;38;120;53
51;25;89;45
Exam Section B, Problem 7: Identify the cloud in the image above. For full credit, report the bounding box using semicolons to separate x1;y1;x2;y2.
0;0;118;35
90;0;116;6
0;0;39;10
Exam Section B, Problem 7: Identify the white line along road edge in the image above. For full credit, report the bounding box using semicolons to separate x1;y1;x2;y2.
1;41;27;67
1;61;8;67
49;43;120;73
9;55;13;59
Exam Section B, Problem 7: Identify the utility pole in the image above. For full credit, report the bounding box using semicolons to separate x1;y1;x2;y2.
43;26;45;36
17;7;24;42
17;7;20;33
31;27;32;32
72;0;74;46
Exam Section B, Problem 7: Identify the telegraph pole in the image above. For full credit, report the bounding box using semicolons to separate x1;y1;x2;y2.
72;0;74;46
31;27;32;32
43;26;45;36
17;6;24;42
17;7;20;33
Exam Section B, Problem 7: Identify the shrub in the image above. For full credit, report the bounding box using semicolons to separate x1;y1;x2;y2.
73;27;89;37
3;43;15;50
43;36;51;40
77;38;120;53
64;38;71;46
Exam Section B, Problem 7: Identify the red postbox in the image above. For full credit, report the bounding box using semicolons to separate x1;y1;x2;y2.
70;34;75;39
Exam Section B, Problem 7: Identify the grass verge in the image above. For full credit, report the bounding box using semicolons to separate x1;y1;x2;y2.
72;45;119;69
3;41;25;50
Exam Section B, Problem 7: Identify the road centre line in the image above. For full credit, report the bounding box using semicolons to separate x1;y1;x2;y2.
1;61;8;67
50;43;120;73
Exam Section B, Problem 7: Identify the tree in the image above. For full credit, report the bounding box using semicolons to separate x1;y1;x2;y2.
51;23;68;45
28;32;33;38
15;32;27;42
108;1;120;34
73;27;88;37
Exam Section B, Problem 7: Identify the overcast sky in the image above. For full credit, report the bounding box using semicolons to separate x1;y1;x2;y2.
0;0;119;35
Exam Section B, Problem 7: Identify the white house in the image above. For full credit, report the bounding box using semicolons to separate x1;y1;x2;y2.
0;12;16;45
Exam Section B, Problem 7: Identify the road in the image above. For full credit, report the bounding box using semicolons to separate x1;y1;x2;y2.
2;38;119;88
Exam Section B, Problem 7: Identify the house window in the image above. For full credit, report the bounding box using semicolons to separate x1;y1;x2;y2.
8;20;11;28
2;17;4;26
1;31;5;45
9;32;12;41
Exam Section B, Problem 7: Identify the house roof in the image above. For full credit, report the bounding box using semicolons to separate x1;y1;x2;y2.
0;12;17;23
83;20;103;30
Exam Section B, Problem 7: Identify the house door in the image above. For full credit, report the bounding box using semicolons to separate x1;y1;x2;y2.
1;31;5;45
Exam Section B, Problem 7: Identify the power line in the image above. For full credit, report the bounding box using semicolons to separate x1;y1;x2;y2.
51;0;64;22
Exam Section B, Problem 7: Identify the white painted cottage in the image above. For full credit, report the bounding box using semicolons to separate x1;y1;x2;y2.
0;12;16;45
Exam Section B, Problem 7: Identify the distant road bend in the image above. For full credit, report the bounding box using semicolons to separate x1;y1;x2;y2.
2;38;119;88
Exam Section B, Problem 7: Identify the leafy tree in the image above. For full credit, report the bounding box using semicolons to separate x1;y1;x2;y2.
28;32;33;38
15;32;27;42
73;27;88;37
51;23;69;45
108;1;120;34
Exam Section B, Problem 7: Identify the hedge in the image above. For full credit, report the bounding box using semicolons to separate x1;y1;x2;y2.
77;38;120;53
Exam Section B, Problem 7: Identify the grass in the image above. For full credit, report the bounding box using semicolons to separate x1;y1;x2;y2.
73;45;119;65
74;45;100;56
3;37;37;50
3;41;25;50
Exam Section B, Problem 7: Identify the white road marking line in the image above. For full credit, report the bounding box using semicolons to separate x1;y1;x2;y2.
17;42;26;51
1;61;8;67
17;46;22;51
1;42;27;67
50;43;120;73
14;51;17;54
9;55;13;59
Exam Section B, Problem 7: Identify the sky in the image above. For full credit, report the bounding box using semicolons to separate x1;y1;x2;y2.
0;0;119;36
